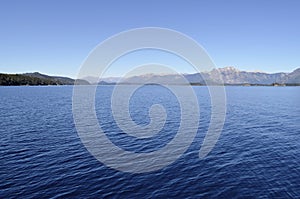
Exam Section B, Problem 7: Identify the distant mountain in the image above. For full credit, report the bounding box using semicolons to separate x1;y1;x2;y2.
0;72;90;86
2;67;299;86
286;68;300;84
212;67;288;84
83;76;121;84
86;67;300;86
82;76;99;84
121;74;190;85
184;67;291;85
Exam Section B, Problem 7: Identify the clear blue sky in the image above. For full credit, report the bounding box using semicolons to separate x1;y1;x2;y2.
0;0;299;78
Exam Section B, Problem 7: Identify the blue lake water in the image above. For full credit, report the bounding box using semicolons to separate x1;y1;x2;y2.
0;85;300;198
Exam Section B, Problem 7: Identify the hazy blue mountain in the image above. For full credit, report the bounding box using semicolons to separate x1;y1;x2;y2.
93;67;299;85
16;67;297;86
120;74;190;85
286;68;300;83
82;76;123;84
210;67;289;84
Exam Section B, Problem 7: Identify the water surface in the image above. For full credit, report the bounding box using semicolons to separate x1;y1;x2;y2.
0;85;299;198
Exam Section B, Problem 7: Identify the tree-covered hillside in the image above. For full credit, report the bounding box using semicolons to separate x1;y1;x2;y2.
0;73;89;86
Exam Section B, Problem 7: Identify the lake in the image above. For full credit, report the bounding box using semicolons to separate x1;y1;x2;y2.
0;85;299;198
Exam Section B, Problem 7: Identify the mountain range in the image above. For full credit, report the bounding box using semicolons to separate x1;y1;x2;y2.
93;67;300;86
1;67;299;86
